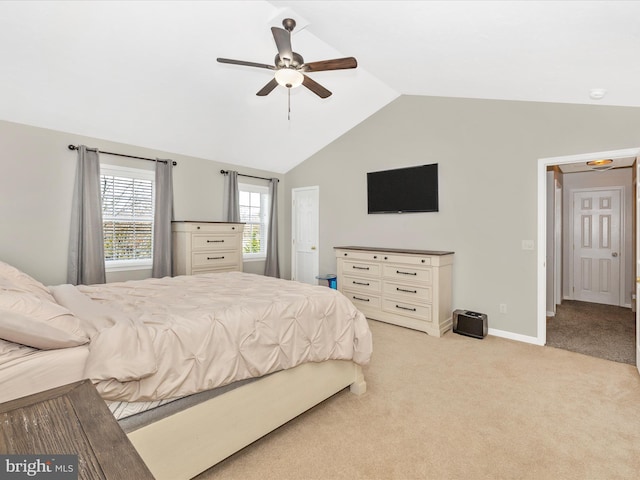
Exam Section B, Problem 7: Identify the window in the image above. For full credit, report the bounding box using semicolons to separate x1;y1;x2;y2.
239;183;269;260
100;165;155;271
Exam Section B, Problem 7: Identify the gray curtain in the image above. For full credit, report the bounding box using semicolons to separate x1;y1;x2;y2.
152;159;174;278
264;178;280;278
67;146;106;285
223;170;240;222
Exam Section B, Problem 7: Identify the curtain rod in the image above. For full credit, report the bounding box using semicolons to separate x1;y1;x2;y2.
220;169;279;182
68;145;177;166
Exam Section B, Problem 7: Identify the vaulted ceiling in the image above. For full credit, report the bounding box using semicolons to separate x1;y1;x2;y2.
1;1;638;173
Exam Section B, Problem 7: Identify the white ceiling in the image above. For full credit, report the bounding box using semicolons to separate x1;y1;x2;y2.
1;1;639;173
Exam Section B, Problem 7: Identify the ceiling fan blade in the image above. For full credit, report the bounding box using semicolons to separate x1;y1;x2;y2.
303;57;358;72
256;78;279;96
271;27;293;65
302;75;332;98
217;58;275;70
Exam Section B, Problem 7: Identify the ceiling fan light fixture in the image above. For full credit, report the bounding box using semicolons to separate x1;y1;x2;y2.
275;68;303;88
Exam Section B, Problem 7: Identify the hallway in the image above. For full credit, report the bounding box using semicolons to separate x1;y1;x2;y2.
546;300;635;365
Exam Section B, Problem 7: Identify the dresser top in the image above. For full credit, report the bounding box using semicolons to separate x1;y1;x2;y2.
334;246;454;256
172;221;244;224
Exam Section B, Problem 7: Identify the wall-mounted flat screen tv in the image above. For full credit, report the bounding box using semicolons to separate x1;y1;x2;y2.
367;163;439;214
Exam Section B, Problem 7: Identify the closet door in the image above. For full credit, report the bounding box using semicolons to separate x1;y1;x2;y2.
291;186;319;285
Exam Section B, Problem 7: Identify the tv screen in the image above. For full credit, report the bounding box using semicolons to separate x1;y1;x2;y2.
367;163;439;214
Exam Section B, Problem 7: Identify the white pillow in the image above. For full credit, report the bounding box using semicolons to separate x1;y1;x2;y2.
0;288;89;349
0;260;54;302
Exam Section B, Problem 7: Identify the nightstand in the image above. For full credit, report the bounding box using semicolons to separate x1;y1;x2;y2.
0;379;154;479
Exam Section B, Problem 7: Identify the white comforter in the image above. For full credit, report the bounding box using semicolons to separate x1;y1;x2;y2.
51;272;372;402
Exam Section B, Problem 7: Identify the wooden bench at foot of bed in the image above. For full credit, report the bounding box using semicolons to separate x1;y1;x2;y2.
126;359;367;480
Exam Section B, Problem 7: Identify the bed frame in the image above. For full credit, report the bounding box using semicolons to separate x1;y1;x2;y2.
126;360;366;480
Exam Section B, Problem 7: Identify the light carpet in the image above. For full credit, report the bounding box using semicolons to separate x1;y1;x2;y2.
195;319;640;480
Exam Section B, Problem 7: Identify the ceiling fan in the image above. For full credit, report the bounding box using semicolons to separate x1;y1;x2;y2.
217;18;357;99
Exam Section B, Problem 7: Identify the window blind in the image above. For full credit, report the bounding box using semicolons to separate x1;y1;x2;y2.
239;187;268;256
101;174;154;261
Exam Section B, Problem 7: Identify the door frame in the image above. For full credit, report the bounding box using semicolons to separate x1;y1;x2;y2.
537;147;640;345
554;179;562;308
635;159;640;374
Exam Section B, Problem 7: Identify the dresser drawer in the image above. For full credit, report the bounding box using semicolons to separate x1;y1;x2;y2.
380;253;432;266
382;298;432;322
177;223;242;234
383;281;432;303
192;251;240;268
343;261;380;277
336;250;384;262
192;234;238;251
383;264;432;284
343;276;381;293
343;290;381;310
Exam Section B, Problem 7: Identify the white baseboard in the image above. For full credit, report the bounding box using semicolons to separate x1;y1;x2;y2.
488;328;544;346
546;311;555;317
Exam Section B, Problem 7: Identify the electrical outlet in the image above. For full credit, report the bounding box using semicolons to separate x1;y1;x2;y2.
499;304;507;314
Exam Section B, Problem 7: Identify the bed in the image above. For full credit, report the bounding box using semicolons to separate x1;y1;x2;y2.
0;261;372;479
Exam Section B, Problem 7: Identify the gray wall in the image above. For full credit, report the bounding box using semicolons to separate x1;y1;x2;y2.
0;120;284;285
3;94;639;340
284;95;640;339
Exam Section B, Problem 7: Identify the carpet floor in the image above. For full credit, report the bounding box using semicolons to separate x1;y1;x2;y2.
195;319;640;480
547;300;636;365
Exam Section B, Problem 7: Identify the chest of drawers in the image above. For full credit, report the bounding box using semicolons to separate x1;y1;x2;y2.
172;222;244;275
335;246;454;337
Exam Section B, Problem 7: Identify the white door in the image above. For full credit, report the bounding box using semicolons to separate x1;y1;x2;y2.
291;186;319;285
572;188;622;305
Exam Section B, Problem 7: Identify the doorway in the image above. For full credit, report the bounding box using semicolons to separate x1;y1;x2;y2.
537;148;639;363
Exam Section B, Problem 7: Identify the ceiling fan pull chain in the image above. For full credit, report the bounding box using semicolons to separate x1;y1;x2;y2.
288;88;291;120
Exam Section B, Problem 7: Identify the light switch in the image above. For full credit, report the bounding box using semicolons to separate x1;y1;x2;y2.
522;240;534;250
